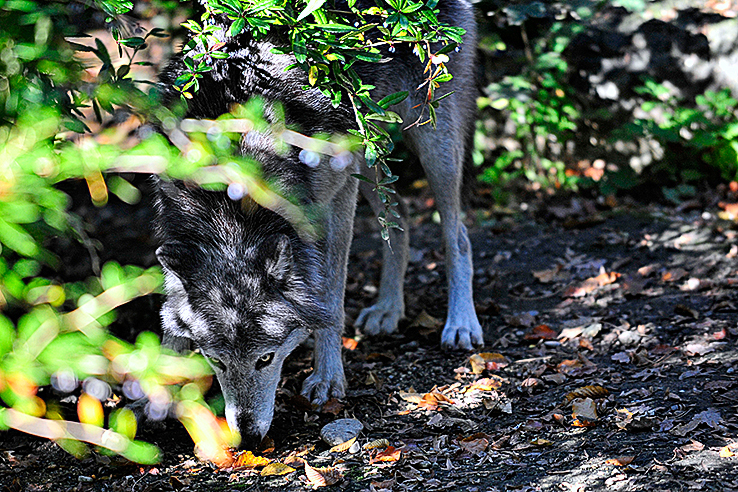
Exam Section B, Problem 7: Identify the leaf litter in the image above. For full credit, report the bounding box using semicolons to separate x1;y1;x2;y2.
6;199;738;491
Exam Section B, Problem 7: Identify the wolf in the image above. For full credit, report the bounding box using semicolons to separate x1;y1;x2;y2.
154;0;483;449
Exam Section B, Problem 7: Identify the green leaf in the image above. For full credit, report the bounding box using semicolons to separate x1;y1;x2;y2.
296;0;327;22
228;17;246;37
359;95;385;115
366;111;403;123
118;37;145;48
377;91;409;109
310;23;356;33
350;173;375;184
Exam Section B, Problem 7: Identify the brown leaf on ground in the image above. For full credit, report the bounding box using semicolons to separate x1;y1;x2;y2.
287;394;314;412
370;479;396;492
505;312;536;328
409;310;444;335
469;352;509;373
679;440;705;453
532;264;565;283
342;337;358;350
662;268;688;282
418;391;455;410
467;376;505;392
563;385;609;404
638;263;661;276
257;436;275;454
304;463;343;487
605;456;634;466
579;338;594;350
260;463;296;477
233;451;271;470
615;408;658;431
524;324;557;341
571;397;598;425
284;456;307;468
458;433;489;455
557;359;583;375
330;437;357;453
565;270;620;297
321;398;344;416
363;439;390;451
370;446;402;464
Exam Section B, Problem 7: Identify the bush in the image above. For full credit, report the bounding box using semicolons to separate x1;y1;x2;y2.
0;0;471;463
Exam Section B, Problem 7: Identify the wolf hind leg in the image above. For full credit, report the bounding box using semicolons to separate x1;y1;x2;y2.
407;112;484;351
354;176;409;335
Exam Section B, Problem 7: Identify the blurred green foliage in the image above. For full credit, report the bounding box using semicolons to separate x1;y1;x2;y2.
0;0;265;462
473;0;738;202
0;0;475;462
475;5;586;201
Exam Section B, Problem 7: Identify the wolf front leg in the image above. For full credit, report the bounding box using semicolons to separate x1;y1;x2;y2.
301;175;358;405
354;175;409;335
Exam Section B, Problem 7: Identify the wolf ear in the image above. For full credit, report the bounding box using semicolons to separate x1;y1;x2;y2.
264;235;293;282
156;242;201;281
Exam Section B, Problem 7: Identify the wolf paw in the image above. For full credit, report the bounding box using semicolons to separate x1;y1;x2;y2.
355;300;404;335
301;369;346;406
440;312;484;351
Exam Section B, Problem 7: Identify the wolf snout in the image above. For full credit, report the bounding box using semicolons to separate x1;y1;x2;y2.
237;431;265;451
226;405;272;450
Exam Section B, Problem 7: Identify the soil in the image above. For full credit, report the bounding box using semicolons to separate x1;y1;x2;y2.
2;184;738;492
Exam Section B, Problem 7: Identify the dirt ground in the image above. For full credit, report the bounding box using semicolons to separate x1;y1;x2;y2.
2;184;738;492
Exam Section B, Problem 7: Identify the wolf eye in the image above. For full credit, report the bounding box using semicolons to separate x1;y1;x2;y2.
256;352;275;370
206;356;225;372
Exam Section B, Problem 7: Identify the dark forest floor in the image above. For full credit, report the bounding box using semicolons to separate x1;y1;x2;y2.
1;184;738;492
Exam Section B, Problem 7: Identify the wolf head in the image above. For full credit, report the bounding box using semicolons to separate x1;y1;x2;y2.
154;180;324;449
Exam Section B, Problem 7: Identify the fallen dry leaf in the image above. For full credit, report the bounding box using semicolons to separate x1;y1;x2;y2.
258;436;275;454
409;310;443;335
342;337;358;350
720;446;735;458
321;398;344;416
662;268;688;282
304;463;342;487
557;359;583;375
565;270;620;297
605;456;634;466
532;264;565;283
329;437;356;453
679;440;704;453
233;451;271;470
564;385;609;404
524;324;557;341
260;462;296;476
458;433;489;455
284;456;307;468
467;376;505;392
363;439;390;451
370;478;396;492
370;446;402;464
572;397;598;426
469;352;508;373
530;438;553;446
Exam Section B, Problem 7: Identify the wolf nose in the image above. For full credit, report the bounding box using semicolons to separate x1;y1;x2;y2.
237;432;264;451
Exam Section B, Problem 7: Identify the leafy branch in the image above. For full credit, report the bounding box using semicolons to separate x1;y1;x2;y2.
174;0;466;241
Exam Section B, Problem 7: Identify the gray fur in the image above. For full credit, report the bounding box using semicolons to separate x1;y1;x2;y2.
155;0;482;449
